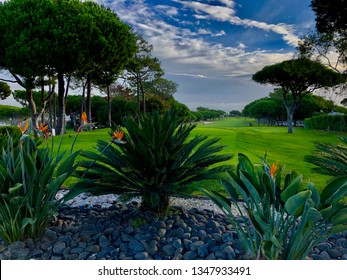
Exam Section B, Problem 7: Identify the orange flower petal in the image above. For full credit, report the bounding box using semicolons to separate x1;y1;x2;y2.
270;162;278;177
81;112;87;123
19;120;29;133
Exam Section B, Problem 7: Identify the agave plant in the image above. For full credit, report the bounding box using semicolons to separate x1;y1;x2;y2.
67;110;232;214
0;136;79;243
305;136;347;176
202;153;347;260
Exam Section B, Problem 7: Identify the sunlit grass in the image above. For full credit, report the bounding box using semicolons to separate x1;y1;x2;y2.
50;118;347;191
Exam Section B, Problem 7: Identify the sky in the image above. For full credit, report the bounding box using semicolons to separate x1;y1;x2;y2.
0;0;316;111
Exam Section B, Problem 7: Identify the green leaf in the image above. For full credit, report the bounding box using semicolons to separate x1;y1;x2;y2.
320;176;347;204
56;151;79;177
280;174;303;203
22;218;36;230
284;190;311;217
307;182;320;207
331;208;347;226
8;183;23;194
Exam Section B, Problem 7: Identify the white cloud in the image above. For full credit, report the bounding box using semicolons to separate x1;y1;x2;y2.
174;0;300;47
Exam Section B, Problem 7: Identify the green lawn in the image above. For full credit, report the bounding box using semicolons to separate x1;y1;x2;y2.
51;117;346;190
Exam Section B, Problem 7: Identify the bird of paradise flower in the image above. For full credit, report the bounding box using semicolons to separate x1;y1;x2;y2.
38;123;50;140
77;112;96;133
112;130;126;144
18;119;29;141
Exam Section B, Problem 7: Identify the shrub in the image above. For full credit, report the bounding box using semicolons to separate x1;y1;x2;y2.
202;153;347;259
0;126;21;149
305;136;347;176
304;115;347;132
67;110;232;214
0;136;79;243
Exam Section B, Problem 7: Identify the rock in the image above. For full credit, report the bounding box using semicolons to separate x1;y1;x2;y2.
222;232;234;242
320;251;331;260
223;246;236;260
157;228;166;237
190;241;204;251
183;239;192;250
173;239;183;249
129;239;145;251
328;249;343;259
197;244;209;257
86;245;100;254
311;254;325;260
198;230;208;240
145;240;158;255
183;251;197;260
99;235;110;248
53;242;66;255
121;233;133;242
134;252;150;260
316;243;330;252
162;245;175;256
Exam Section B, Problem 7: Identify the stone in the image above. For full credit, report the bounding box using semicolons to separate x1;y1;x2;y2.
198;230;208;240
197;244;209;257
162;245;175;256
173;239;183;249
222;232;234;242
183;251;197;260
146;240;158;255
190;241;204;251
157;228;167;237
99;235;110;248
223;246;236;260
53;242;66;255
183;239;192;250
134;252;150;260
86;245;100;254
129;239;145;251
320;251;331;260
328;249;343;258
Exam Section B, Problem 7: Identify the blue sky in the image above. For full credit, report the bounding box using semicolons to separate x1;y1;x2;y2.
0;0;316;111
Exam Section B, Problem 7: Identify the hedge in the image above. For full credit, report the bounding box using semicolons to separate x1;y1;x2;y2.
304;115;347;132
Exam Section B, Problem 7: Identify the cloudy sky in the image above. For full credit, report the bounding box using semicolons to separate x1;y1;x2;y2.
0;0;316;111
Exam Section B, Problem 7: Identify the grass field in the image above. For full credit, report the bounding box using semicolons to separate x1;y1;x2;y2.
52;117;346;190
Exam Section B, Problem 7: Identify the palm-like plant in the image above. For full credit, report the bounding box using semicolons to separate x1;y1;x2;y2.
305;136;347;176
67;111;232;213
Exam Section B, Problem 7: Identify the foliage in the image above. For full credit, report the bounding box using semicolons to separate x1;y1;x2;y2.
305;136;347;176
0;81;11;100
194;107;226;120
66;110;232;214
202;153;347;259
0;126;21;150
0;136;79;243
252;58;344;133
0;0;136;135
0;104;27;121
304;114;347;132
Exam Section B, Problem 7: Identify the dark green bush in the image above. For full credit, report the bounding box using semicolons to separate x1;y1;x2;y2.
203;153;347;260
67;110;232;214
0;136;79;243
304;115;347;132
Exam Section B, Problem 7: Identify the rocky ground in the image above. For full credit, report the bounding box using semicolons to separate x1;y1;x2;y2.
0;192;346;260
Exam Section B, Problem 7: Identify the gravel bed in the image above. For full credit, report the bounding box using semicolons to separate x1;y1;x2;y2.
0;192;346;260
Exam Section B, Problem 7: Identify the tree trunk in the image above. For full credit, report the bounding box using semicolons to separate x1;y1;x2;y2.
41;81;45;124
86;75;92;125
28;89;39;137
107;85;112;127
136;73;141;112
56;72;65;135
286;106;294;134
